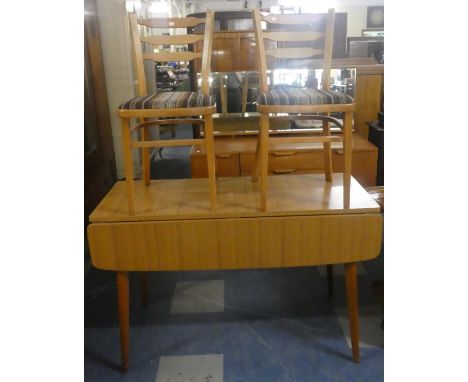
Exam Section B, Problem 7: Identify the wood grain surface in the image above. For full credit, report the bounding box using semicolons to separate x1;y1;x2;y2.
88;213;382;271
89;174;380;223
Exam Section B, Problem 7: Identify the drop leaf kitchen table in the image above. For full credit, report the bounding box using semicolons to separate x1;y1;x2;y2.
87;173;382;371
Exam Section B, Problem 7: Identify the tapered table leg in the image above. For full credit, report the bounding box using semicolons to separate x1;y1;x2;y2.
117;271;129;372
345;262;360;362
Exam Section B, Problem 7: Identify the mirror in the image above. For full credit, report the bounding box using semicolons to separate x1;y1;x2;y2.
194;68;357;135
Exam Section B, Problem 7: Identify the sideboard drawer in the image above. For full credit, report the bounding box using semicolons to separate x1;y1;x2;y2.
191;153;240;178
269;151;325;171
190;135;378;187
240;151;325;173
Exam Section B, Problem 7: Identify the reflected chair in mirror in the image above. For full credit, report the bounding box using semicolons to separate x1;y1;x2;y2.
251;8;355;211
118;12;217;215
241;72;260;114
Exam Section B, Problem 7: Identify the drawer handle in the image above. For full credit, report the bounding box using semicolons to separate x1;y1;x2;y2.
272;168;297;174
271;151;295;157
216;153;233;159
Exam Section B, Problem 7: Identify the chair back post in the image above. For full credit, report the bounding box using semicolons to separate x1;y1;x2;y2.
252;9;269;93
321;8;335;91
200;11;214;95
128;12;148;97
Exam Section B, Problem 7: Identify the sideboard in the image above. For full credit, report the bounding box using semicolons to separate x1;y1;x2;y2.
191;134;377;188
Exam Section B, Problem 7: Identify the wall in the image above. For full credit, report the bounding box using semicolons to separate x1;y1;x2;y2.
96;0;138;179
334;4;375;37
185;0;383;37
96;0;185;178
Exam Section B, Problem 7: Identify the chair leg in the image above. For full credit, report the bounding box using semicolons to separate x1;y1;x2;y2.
241;73;249;114
322;117;333;182
141;125;151;186
343;111;353;209
326;264;334;297
220;76;227;114
345;262;360;363
259;114;269;211
139;273;148;306
204;115;217;210
121;118;135;215
117;271;130;372
251;133;261;182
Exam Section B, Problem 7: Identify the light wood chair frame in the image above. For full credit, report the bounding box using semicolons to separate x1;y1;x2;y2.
119;12;217;215
252;8;355;211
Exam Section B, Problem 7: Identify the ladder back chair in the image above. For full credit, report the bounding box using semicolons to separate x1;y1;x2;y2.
119;11;216;214
252;8;355;211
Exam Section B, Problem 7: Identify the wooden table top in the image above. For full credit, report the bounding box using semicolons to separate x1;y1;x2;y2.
90;174;380;223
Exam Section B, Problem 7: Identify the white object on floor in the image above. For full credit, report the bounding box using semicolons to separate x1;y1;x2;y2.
155;354;223;382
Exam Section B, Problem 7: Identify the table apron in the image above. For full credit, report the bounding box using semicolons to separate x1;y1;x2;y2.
87;213;382;271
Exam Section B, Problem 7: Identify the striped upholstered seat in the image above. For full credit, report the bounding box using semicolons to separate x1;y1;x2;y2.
257;88;354;106
119;91;215;109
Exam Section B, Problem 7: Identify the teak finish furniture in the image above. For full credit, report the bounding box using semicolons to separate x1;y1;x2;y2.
251;9;355;211
190;134;378;187
87;9;384;374
353;65;383;137
118;12;217;214
87;174;383;370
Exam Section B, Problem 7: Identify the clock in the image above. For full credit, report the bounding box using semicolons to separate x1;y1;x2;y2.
367;6;384;28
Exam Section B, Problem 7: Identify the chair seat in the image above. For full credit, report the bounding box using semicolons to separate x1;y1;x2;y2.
119;91;215;110
257;88;354;106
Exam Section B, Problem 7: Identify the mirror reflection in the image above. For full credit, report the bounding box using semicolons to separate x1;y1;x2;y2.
195;68;356;134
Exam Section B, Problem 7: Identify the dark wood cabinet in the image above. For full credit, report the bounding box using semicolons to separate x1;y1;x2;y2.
84;0;116;226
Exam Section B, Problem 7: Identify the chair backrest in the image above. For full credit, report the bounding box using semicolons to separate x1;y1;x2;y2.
252;8;335;94
128;11;215;97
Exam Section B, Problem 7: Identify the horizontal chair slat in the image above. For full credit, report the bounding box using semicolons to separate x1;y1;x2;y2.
274;114;343;127
269;136;343;144
133;119;205;131
140;34;204;45
132;139;204;149
265;47;323;59
142;51;202;62
138;17;206;28
263;30;325;42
